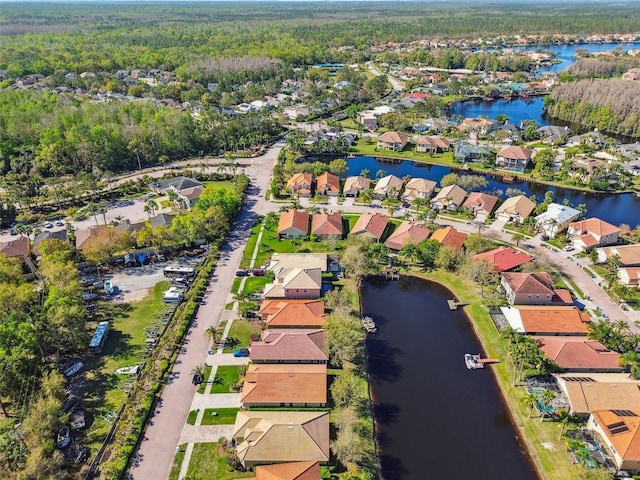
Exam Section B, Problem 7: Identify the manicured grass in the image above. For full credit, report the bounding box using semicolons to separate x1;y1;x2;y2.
231;277;241;294
223;319;262;352
168;443;187;480
210;365;241;393
241;276;269;295
186;410;198;425
225;302;234;310
561;275;585;299
239;220;263;269
181;441;254;480
197;365;213;394
415;268;578;480
83;281;170;453
201;408;239;425
202;180;236;191
352;141;455;165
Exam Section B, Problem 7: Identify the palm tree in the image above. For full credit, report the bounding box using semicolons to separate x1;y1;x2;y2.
539;389;556;422
87;203;100;226
190;364;206;381
99;206;108;225
523;392;539;419
511;232;525;247
360;169;371;178
204;325;221;346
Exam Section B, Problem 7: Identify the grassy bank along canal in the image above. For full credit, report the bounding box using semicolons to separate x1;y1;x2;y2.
364;269;584;480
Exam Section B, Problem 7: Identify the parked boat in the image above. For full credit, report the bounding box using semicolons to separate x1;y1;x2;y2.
64;361;84;378
71;410;86;430
362;316;378;334
465;353;482;370
57;426;71;449
115;365;140;375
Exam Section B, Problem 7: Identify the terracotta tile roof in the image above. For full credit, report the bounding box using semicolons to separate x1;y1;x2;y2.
599;245;640;267
315;172;340;193
429;226;467;252
311;212;343;236
536;336;622;371
620;267;640;285
233;411;330;465
498;145;533;160
462;192;499;215
516;306;591;334
287;172;313;189
384;222;431;251
417;136;451;149
278;210;310;236
555;376;640;416
502;272;555;295
471;246;534;272
0;236;30;258
575;233;599;248
241;364;327;406
591;410;640;463
495;195;536;218
259;300;326;328
250;329;327;363
569;217;621;237
350;213;389;240
253;461;321;480
378;131;409;144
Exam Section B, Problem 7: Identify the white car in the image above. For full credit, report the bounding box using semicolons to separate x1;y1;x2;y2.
44;221;53;228
563;245;574;252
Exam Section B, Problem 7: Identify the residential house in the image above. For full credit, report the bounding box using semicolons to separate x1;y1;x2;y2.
315;172;340;197
232;411;330;467
311;212;343;240
619;267;640;287
240;364;327;408
149;213;176;228
176;186;205;210
350;213;389;241
453;141;493;164
495;146;533;173
457;118;495;135
597;245;640;267
284;105;310;120
0;236;31;262
250;329;327;364
249;461;321;480
494;195;536;224
569;157;609;184
429;226;467;253
501;272;573;306
343;176;371;197
462;192;499;220
430;184;467;212
567;131;606;148
74;225;110;251
568;217;621;251
150;176;205;209
287;173;313;197
471;246;534;273
263;268;323;299
259;300;326;329
555;374;640;418
587;409;640;474
277;210;310;240
536;337;622;372
416;136;451;153
377;131;409;151
357;110;378;130
537;125;570;144
499;305;591;335
401;178;437;203
33;230;68;251
535;203;581;238
268;254;327;276
373;175;404;198
384;222;431;252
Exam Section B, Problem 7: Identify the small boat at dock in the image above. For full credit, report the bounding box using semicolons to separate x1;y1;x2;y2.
362;316;378;334
465;353;482;370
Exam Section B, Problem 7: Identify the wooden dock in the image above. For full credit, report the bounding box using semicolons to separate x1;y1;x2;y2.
477;358;500;365
447;299;468;310
385;267;400;280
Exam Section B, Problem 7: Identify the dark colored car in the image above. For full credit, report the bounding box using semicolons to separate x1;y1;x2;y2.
74;448;89;464
192;374;204;385
235;269;246;277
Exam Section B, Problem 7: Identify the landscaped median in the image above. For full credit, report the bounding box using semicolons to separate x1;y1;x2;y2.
414;268;581;480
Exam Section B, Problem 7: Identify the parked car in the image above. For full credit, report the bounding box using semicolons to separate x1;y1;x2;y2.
74;448;89;465
235;269;247;277
55;221;64;227
233;348;250;357
71;410;86;430
252;269;265;276
192;374;204;385
56;426;71;449
44;221;53;228
64;361;84;378
563;245;574;252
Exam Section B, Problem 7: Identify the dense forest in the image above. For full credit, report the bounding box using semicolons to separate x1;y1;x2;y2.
564;56;640;78
544;79;640;138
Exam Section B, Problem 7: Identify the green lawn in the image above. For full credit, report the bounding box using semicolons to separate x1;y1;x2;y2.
186;410;198;425
239;220;263;269
202;180;236;191
168;443;187;480
223;319;262;352
179;442;254;480
351;141;455;166
241;276;269;295
82;281;170;453
197;365;214;394
210;365;241;393
201;408;239;425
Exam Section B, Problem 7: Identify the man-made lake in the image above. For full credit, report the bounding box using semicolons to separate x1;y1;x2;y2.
363;276;538;480
451;42;640;127
345;156;640;229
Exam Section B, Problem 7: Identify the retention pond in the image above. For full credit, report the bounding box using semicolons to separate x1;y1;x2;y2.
362;276;538;480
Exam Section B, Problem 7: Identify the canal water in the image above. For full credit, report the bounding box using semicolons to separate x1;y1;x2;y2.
343;156;640;229
362;276;538;480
